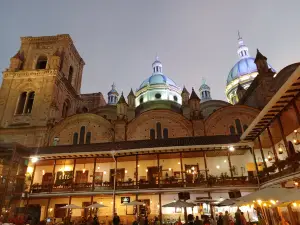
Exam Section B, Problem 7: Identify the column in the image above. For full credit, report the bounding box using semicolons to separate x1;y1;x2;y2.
251;148;260;186
157;154;160;187
277;116;290;156
227;152;234;179
258;136;268;172
158;193;162;225
71;159;77;189
29;164;37;193
136;155;139;189
51;160;56;192
45;198;51;218
113;157;117;215
203;152;208;181
92;157;97;191
68;196;72;218
90;196;94;216
180;153;184;186
267;127;279;163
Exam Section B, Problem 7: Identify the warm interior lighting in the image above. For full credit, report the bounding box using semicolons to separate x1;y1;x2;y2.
169;168;172;171
224;160;227;163
216;165;220;169
31;157;39;163
104;171;107;175
294;130;298;133
178;162;180;165
270;200;276;205
191;167;195;170
229;146;235;152
137;165;140;167
257;200;262;205
278;146;283;154
263;203;267;207
49;208;53;212
125;170;128;174
295;182;299;186
146;169;148;172
267;152;273;162
293;202;297;207
82;168;86;173
97;166;100;170
26;166;33;174
42;170;45;175
100;202;103;204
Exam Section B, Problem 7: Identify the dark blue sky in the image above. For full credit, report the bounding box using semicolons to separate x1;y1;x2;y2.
1;1;299;101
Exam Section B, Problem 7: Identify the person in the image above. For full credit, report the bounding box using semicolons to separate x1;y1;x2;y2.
234;209;241;225
154;216;160;225
145;216;149;225
186;214;194;225
93;216;100;225
203;215;210;225
113;213;120;225
177;217;182;225
216;213;223;225
240;212;246;225
194;216;203;225
222;211;230;225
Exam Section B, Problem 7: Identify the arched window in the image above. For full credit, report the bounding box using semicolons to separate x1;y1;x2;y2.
243;124;248;132
16;92;27;114
24;91;35;114
150;129;155;140
86;132;91;144
68;66;73;83
235;119;243;135
163;128;168;139
36;55;47;69
62;100;70;118
229;125;236;135
82;107;88;113
73;132;78;145
156;122;162;139
79;126;85;144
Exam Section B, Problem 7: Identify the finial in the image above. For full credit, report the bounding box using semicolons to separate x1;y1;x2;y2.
112;82;116;89
155;53;159;61
238;30;242;40
202;78;206;85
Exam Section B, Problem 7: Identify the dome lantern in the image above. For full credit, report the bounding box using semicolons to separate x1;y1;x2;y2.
199;78;212;102
107;83;119;105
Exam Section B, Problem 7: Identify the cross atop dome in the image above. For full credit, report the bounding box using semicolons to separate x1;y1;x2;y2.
237;31;250;59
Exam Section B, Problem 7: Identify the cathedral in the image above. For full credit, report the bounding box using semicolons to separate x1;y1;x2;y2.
0;34;300;224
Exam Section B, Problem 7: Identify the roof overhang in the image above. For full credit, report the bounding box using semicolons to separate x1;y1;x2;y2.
241;65;300;141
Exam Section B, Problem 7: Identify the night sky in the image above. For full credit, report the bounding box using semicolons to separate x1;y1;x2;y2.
0;1;299;101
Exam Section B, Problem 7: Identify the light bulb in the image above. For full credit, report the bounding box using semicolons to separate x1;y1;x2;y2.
178;162;180;165
169;168;172;171
31;157;39;163
229;146;235;152
224;160;227;163
216;165;220;169
125;170;128;173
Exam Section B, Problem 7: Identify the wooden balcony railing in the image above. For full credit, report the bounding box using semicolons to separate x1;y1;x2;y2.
30;176;257;194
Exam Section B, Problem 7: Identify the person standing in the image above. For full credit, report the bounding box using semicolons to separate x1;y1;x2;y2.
194;216;203;225
113;213;120;225
240;212;246;225
222;211;230;225
234;209;241;225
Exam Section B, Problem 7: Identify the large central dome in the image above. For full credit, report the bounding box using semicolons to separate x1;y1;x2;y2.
135;57;182;108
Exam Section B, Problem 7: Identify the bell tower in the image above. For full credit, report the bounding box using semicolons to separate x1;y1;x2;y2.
0;34;85;145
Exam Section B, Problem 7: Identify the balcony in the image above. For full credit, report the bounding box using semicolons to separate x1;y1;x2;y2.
30;175;257;194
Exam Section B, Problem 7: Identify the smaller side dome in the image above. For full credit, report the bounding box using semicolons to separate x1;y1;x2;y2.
199;79;212;102
107;83;119;105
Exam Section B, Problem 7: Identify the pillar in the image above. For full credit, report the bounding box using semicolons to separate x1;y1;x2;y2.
90;196;94;216
251;148;260;187
227;152;234;179
180;153;184;186
136;155;139;189
258;136;268;172
277;116;290;156
51;160;56;192
157;154;160;187
158;193;162;224
68;196;72;218
92;157;97;191
203;152;208;181
72;159;77;189
45;198;51;219
29;164;37;193
267;127;279;162
113;157;117;215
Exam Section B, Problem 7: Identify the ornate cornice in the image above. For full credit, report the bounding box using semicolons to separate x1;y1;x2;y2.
2;69;58;79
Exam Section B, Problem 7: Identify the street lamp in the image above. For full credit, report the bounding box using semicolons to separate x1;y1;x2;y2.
267;151;274;162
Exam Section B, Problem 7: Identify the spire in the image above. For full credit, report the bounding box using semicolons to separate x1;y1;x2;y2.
152;55;163;74
237;31;250;59
117;92;127;105
182;86;190;95
127;88;135;97
189;88;200;101
254;49;267;62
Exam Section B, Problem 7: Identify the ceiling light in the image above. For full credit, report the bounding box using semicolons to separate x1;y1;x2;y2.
229;146;235;152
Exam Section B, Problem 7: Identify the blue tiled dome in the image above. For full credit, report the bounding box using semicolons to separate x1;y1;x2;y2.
139;74;178;89
227;57;275;85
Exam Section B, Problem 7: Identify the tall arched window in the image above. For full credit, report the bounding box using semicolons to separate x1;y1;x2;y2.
235;119;243;135
156;122;162;139
16;92;27;114
150;129;155;140
163;128;168;139
229;125;236;135
62;100;70;118
24;91;35;114
86;132;91;144
79;126;85;144
36;55;47;69
73;132;78;145
68;66;73;83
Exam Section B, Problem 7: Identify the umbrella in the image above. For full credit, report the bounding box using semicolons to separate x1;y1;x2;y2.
122;200;145;206
237;187;300;203
162;200;196;208
217;199;238;206
85;203;107;209
60;204;82;209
